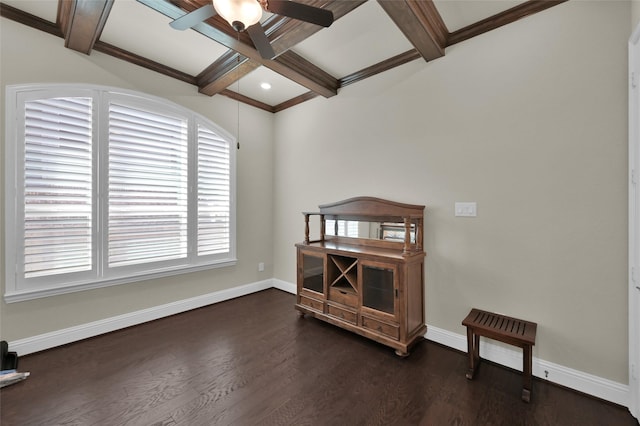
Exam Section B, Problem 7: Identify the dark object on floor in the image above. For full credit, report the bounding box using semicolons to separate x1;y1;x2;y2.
463;308;537;402
1;341;18;371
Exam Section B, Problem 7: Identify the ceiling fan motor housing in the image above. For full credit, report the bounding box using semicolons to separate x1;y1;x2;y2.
232;21;245;32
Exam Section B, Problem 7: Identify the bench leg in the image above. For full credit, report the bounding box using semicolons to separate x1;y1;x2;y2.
465;328;480;380
522;344;533;402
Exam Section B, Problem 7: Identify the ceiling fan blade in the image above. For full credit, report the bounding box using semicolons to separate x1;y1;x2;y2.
170;4;216;30
266;0;333;27
246;24;276;60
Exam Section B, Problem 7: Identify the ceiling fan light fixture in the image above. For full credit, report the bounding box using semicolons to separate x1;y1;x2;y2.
212;0;262;32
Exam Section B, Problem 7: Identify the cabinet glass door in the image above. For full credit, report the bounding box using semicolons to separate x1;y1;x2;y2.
362;263;395;315
302;253;324;293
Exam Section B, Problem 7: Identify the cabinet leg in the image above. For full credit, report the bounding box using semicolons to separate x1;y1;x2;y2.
394;349;409;357
297;311;306;318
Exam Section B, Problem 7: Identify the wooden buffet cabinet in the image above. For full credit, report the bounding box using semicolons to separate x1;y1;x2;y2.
295;197;426;356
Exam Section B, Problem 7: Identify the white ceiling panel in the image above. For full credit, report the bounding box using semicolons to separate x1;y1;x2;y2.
102;0;227;76
292;1;413;78
238;66;308;106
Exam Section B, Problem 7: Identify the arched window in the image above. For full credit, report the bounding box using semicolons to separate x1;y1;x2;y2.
4;84;236;302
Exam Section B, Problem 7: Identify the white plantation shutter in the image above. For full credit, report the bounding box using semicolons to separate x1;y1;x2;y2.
6;85;236;302
23;97;93;278
197;125;231;256
108;102;189;268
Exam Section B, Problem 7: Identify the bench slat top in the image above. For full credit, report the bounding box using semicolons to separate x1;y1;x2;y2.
462;308;537;345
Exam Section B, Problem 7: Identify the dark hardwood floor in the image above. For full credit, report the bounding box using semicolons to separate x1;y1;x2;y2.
1;289;637;425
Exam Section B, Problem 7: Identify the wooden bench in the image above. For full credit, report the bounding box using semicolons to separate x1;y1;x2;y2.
462;308;537;402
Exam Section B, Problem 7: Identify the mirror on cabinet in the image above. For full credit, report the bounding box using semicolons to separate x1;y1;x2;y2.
324;219;416;243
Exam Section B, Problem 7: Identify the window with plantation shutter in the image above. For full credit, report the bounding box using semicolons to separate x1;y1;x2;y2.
197;124;231;256
108;102;189;268
5;85;236;302
23;97;94;278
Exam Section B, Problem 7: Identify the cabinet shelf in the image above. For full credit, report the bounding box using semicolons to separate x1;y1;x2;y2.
328;255;358;293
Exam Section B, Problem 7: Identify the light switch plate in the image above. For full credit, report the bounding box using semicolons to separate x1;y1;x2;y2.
455;202;477;217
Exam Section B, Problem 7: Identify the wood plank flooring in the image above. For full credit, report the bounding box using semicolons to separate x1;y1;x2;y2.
1;289;637;425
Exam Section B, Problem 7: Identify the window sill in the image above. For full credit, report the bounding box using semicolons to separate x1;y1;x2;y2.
3;259;238;303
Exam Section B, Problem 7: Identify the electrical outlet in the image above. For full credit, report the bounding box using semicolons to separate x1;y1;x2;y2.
258;262;265;272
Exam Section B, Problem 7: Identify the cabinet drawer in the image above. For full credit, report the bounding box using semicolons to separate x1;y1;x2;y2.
327;304;357;325
329;287;358;308
362;315;399;340
299;295;324;312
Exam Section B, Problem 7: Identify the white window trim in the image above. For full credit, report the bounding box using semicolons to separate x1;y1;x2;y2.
4;84;237;303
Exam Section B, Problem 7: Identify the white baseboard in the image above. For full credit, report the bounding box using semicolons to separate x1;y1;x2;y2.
426;325;629;407
8;278;630;409
9;279;274;356
272;278;295;294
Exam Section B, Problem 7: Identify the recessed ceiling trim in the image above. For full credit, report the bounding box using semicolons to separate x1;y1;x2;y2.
340;49;422;88
273;91;319;113
93;40;197;85
0;2;62;37
221;88;275;112
447;0;569;47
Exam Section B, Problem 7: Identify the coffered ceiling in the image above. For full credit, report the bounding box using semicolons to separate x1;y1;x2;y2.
1;0;567;112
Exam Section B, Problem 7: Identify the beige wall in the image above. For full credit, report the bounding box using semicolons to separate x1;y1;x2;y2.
273;1;630;383
0;19;275;340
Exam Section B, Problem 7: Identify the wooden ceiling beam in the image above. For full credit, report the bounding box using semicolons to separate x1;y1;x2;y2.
377;0;448;62
197;51;260;96
3;0;571;113
274;50;338;92
58;0;114;54
198;0;366;96
141;0;340;98
195;0;366;96
0;3;196;86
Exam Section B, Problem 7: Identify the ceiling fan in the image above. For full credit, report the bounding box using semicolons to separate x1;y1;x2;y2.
170;0;334;60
